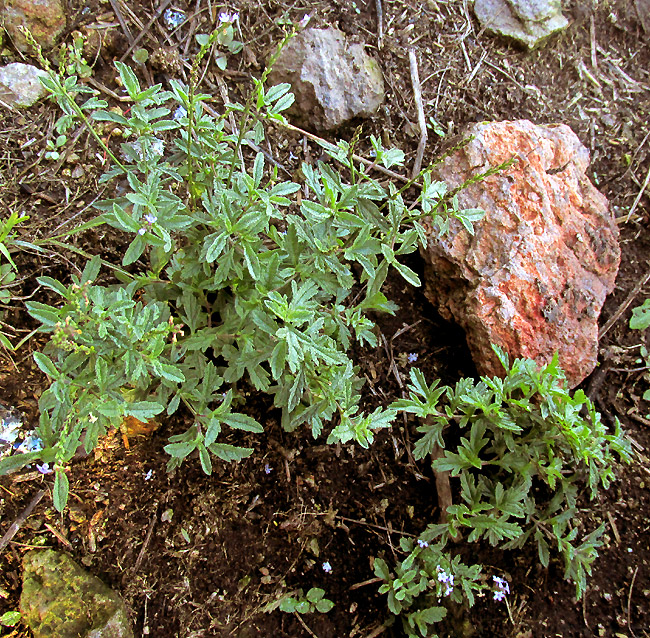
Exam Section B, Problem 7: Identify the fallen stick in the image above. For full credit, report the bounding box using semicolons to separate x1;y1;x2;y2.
0;489;45;554
431;442;452;522
409;49;428;180
599;263;650;339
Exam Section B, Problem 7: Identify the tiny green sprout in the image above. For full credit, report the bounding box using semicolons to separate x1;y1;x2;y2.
427;116;446;137
279;588;334;614
132;48;149;65
45;134;67;160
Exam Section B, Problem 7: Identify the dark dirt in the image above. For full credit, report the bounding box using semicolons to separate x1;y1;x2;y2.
1;0;650;637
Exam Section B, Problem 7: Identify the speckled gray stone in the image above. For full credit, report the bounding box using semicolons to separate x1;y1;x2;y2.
0;63;48;107
267;27;384;131
474;0;569;49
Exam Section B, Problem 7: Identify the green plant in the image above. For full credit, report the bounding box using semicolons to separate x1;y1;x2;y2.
278;587;334;614
0;211;40;349
374;541;483;638
0;610;21;627
1;40;484;511
45;134;67;160
630;299;650;331
374;347;631;636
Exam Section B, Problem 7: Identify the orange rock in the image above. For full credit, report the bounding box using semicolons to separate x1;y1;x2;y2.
422;120;620;388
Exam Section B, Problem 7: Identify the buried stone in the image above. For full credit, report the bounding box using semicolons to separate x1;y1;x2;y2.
20;550;134;638
474;0;569;49
421;120;620;388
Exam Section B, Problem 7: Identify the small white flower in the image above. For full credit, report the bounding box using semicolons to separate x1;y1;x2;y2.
144;213;157;225
298;13;311;28
138;228;147;236
218;11;239;24
322;561;332;573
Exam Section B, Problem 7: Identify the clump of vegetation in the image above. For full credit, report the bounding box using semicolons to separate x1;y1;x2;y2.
375;348;631;637
1;36;482;512
0;28;632;637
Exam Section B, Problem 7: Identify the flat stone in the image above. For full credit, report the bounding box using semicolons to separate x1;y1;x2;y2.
0;0;66;51
20;550;134;638
0;63;48;107
421;120;620;388
474;0;569;49
267;27;384;131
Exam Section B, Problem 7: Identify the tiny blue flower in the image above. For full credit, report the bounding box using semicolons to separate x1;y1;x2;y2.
407;352;418;363
494;589;506;602
138;228;146;236
322;561;332;573
417;539;428;548
144;213;157;225
36;463;53;475
144;469;153;481
264;463;272;475
164;8;185;29
173;106;187;120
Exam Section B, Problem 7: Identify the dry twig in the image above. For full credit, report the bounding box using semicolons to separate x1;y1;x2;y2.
625;163;650;223
134;502;159;573
409;49;428;180
0;490;45;553
599;263;650;339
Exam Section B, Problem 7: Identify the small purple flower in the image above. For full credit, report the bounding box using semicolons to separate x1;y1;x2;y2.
492;575;510;602
218;11;239;23
144;469;153;481
322;561;332;573
417;539;429;548
36;463;53;475
407;352;418;363
173;106;187;120
264;463;272;475
436;566;454;597
144;213;157;225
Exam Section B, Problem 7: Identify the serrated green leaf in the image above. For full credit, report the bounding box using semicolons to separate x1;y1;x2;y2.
164;441;197;458
125;401;164;420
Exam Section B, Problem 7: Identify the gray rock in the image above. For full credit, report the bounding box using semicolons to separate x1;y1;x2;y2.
474;0;569;49
0;63;48;107
20;550;134;638
421;120;620;388
267;27;384;131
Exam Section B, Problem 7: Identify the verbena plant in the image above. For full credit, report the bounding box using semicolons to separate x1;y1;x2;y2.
1;34;483;511
374;347;631;637
2;30;632;635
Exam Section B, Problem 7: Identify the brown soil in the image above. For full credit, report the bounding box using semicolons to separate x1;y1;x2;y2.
1;0;649;637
